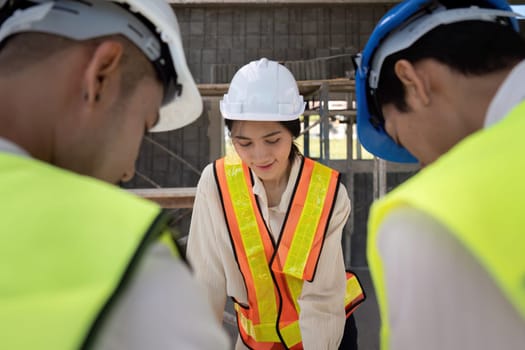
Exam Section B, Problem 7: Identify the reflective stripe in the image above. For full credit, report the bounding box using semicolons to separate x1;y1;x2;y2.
279;320;302;347
281;161;338;280
236;304;302;346
224;159;278;324
345;272;366;316
345;275;363;305
285;274;303;312
216;157;278;328
235;304;281;342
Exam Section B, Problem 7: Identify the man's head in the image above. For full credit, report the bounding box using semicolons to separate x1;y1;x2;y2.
354;0;525;165
0;0;201;183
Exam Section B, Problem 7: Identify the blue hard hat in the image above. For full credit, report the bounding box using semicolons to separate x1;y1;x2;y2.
354;0;519;163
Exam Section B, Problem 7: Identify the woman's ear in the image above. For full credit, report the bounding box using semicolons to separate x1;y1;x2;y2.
83;40;123;105
394;59;431;108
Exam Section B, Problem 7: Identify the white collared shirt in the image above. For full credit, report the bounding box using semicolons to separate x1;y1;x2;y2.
485;60;525;128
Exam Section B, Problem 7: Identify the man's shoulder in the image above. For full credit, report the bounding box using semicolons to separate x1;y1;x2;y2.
0;152;160;219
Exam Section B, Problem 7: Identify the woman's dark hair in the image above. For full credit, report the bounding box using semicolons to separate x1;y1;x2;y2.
375;20;525;121
225;118;302;161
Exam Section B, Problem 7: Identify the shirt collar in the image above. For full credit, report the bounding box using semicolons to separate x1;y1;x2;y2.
0;137;30;157
485;59;525;128
252;155;302;212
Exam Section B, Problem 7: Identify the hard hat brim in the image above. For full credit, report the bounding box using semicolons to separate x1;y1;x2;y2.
220;102;305;122
121;0;203;132
152;80;202;132
355;74;418;163
354;0;518;163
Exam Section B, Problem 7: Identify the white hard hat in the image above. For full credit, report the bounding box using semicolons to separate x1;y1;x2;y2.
220;58;305;121
0;0;201;132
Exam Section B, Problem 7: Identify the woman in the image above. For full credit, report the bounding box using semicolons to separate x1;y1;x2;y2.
187;58;364;350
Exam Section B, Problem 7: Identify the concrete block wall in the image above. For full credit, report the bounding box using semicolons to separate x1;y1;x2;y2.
174;4;392;83
125;106;211;189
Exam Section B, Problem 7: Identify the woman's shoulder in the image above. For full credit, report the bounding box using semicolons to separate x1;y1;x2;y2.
201;162;216;176
196;162;218;191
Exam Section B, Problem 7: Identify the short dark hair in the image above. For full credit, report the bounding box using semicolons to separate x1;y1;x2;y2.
376;20;525;118
0;32;156;100
225;118;302;161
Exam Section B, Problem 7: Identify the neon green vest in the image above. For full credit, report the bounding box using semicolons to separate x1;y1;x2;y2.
0;153;177;349
368;101;525;349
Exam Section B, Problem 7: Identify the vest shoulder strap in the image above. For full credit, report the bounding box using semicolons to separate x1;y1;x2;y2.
276;158;341;281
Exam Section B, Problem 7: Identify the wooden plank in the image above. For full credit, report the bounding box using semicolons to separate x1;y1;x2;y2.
128;161;418;209
128;187;197;208
199;83;230;97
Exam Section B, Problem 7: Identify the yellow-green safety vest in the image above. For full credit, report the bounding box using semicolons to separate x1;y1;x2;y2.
0;152;178;349
368;101;525;349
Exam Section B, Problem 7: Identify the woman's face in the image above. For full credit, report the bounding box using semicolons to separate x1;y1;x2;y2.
230;120;294;183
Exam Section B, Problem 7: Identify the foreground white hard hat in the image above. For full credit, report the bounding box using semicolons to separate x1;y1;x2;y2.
220;58;305;121
0;0;201;132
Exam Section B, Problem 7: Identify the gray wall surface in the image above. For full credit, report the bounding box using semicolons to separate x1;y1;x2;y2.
176;4;391;83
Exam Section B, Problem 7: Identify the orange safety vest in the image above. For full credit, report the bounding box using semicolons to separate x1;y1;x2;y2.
215;156;365;349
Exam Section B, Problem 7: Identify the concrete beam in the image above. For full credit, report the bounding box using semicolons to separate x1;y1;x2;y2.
198;78;355;97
